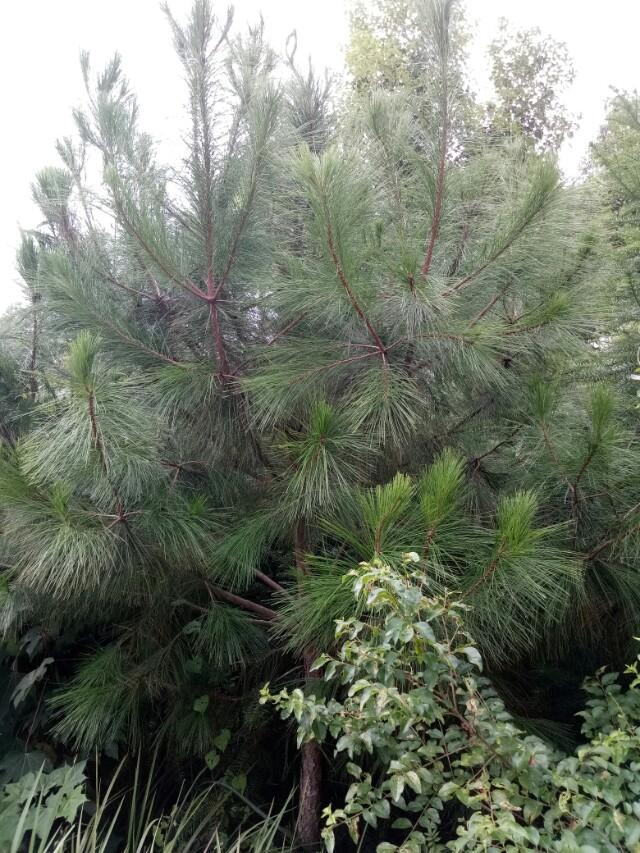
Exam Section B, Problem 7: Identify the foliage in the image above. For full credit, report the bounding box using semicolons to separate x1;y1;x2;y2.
0;757;291;853
277;452;584;669
345;0;477;148
0;0;637;844
487;19;577;152
0;762;87;849
591;91;640;400
346;2;577;153
266;558;640;851
346;0;468;92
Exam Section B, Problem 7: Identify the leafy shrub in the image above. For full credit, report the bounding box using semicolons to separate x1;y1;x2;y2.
265;556;640;851
0;759;291;853
0;762;86;849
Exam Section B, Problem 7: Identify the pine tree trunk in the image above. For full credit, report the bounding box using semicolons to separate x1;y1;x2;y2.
297;648;322;847
294;523;322;847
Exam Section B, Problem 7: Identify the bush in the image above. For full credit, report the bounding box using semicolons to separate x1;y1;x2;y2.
265;556;640;851
0;759;291;852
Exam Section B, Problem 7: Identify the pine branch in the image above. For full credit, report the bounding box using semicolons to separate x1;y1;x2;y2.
294;348;382;382
267;313;306;346
112;196;208;301
70;297;184;366
465;543;507;598
471;427;522;469
574;442;599;488
540;421;562;469
103;269;152;301
585;522;640;562
421;96;448;279
206;270;231;379
443;171;558;298
325;219;387;356
254;569;285;593
447;221;470;277
28;298;39;398
218;165;259;289
437;399;492;441
468;288;508;328
208;585;277;620
87;389;108;474
294;519;308;575
503;321;549;336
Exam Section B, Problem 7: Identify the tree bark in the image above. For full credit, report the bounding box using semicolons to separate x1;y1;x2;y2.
294;524;322;848
297;648;322;848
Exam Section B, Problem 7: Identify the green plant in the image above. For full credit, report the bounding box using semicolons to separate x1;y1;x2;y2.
266;557;640;851
0;762;86;851
1;0;637;844
0;758;292;853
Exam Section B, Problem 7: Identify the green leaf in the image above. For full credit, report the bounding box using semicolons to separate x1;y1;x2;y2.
192;695;209;714
404;771;422;794
205;750;220;770
11;658;54;707
229;772;247;794
461;646;483;671
390;775;405;802
372;798;390;819
323;828;335;853
213;728;231;751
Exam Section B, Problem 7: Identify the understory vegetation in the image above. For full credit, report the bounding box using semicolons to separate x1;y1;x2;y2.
1;0;640;849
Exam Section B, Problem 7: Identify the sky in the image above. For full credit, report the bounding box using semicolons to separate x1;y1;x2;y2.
1;0;640;313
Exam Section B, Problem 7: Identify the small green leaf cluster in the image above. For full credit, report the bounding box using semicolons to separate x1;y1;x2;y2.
0;762;87;847
265;557;640;851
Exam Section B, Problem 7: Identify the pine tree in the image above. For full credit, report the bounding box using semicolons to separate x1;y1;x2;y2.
592;90;640;399
0;0;638;843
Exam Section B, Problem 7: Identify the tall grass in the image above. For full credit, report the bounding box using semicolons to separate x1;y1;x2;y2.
6;760;293;853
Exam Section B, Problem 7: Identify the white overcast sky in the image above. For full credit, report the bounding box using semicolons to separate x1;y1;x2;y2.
1;0;640;313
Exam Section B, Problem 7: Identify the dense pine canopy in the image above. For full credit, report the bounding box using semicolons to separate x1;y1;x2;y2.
1;0;640;848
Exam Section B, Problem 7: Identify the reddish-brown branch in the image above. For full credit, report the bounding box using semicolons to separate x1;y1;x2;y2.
87;390;108;474
443;215;537;299
28;299;39;397
503;322;547;337
326;221;387;356
447;221;471;277
219;173;258;288
585;522;640;562
104;271;151;301
574;443;599;488
294;348;383;383
465;543;507;598
539;422;579;512
541;422;562;469
113;199;208;301
423;526;436;560
294;519;308;575
471;427;522;469
229;314;308;377
101;318;183;366
254;570;285;593
468;289;506;328
209;585;277;620
206;270;231;379
436;399;492;443
267;313;306;346
421;110;449;279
